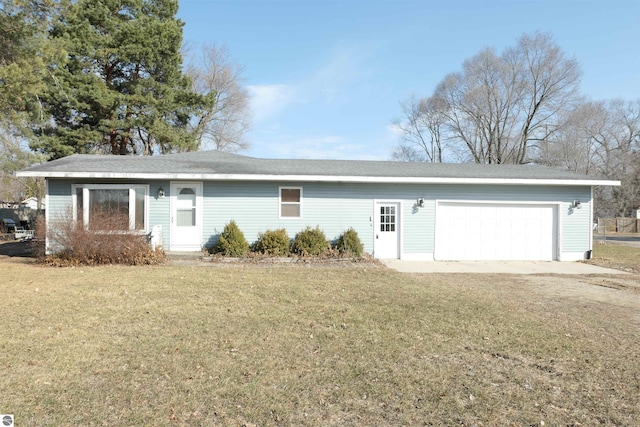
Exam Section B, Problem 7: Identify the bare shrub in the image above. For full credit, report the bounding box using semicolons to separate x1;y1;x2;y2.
44;208;165;266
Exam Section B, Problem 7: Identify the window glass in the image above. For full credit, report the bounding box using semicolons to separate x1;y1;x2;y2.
89;189;129;230
76;188;83;223
176;187;196;226
281;188;300;203
135;187;146;230
281;204;301;218
177;209;196;226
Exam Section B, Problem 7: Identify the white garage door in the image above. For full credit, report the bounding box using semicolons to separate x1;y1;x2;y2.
435;202;557;261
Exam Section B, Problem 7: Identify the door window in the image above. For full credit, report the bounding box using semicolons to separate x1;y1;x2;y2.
380;206;396;232
176;188;196;226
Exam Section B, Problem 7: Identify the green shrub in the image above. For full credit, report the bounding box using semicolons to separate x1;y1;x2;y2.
212;220;249;256
291;226;330;256
254;228;290;256
335;227;364;257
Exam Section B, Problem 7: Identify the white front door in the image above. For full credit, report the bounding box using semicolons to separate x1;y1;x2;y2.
374;202;400;259
170;182;203;251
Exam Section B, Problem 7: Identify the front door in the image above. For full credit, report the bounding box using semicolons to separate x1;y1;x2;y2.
170;182;203;251
374;202;400;259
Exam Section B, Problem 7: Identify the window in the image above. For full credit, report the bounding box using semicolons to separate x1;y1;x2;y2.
379;205;396;232
73;184;148;231
280;187;301;218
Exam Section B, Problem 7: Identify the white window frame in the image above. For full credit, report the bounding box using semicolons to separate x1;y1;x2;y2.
71;184;150;232
279;186;302;219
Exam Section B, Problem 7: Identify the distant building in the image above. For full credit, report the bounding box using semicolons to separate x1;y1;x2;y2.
20;197;46;210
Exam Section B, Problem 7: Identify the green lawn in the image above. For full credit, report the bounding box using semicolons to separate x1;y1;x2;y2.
1;258;638;426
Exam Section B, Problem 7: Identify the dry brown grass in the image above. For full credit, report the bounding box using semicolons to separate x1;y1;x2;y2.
588;243;640;273
1;258;638;426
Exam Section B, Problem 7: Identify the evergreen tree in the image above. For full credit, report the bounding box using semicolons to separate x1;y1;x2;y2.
0;0;60;126
32;0;209;158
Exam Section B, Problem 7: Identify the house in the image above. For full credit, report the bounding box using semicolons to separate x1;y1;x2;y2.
17;150;620;261
21;196;46;210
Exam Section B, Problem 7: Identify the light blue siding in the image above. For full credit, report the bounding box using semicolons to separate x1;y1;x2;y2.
46;178;593;258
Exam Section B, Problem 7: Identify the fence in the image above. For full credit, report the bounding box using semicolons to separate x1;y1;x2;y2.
597;218;640;233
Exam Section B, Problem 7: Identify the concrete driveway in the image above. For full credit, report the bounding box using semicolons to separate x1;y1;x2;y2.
382;259;629;275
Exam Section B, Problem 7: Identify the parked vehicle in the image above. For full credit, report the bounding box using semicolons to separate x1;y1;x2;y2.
14;226;35;241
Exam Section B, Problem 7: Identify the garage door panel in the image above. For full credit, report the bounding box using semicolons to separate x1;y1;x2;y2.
435;202;557;261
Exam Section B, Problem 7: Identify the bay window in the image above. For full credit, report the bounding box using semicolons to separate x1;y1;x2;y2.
73;184;149;231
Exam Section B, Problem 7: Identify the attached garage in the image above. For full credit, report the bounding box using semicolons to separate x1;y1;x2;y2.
435;202;558;261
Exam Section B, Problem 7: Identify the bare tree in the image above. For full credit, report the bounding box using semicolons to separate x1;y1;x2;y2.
594;99;640;216
537;101;607;174
395;32;582;164
0;125;45;204
391;94;446;162
187;44;251;152
538;99;640;217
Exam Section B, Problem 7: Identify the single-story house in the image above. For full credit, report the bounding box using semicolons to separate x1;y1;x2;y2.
17;150;620;261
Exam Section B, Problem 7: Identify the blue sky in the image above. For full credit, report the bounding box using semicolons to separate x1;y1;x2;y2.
177;0;640;160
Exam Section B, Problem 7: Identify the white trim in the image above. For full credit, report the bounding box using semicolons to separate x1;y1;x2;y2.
279;186;302;219
16;171;621;187
559;251;589;261
589;186;594;254
45;179;50;254
434;200;561;261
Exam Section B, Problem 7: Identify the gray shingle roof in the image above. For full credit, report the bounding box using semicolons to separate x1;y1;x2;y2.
18;150;617;184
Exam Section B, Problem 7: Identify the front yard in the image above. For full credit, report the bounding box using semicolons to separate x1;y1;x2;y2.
1;252;639;426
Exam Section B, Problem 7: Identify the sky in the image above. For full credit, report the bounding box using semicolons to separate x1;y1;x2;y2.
177;0;640;161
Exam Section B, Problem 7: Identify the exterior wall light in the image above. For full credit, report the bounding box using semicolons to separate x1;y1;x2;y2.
157;187;165;199
572;200;581;209
417;198;425;208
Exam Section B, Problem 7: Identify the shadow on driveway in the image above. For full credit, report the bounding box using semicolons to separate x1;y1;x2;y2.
0;240;36;258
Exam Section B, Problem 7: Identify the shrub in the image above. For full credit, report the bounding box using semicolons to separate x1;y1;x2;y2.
212;220;249;256
253;228;290;256
291;226;330;256
335;227;364;257
43;208;165;266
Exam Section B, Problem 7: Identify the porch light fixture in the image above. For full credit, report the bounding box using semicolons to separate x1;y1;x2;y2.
572;200;581;209
417;198;425;208
157;187;165;199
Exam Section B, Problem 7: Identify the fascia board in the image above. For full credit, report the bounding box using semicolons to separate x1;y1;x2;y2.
17;170;621;186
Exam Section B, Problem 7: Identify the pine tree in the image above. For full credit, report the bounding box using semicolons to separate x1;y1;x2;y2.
32;0;209;158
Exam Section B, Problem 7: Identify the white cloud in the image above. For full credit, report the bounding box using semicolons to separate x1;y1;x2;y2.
246;84;297;125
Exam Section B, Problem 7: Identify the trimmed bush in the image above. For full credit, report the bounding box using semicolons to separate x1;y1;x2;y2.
253;228;290;256
291;226;330;256
213;220;249;256
335;227;364;257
